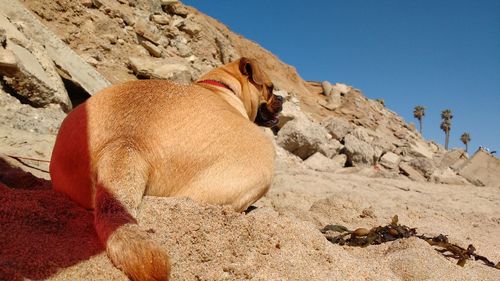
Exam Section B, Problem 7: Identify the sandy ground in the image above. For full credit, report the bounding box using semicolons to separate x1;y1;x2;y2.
1;152;499;281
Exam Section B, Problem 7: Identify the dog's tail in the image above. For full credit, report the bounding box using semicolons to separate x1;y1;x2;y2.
94;150;170;281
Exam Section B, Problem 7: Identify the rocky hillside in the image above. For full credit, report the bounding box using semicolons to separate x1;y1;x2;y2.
0;0;481;186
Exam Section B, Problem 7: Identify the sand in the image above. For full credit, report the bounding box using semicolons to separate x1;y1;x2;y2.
1;154;499;281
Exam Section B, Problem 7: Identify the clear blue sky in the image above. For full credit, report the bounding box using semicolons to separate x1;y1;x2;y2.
184;0;500;152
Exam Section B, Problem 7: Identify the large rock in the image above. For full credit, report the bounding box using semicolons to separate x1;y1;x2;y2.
399;162;426;182
408;157;436;179
343;134;378;166
320;116;353;140
128;56;191;83
275;100;308;130
0;1;110;98
304;152;342;172
429;168;469;185
379;152;400;170
458;148;500;187
276;118;330;160
437;149;468;170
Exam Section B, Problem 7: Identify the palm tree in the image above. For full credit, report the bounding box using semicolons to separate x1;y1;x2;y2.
413;105;425;135
440;109;453;150
460;132;471;153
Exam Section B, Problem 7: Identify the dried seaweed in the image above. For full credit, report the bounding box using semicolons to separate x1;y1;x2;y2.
321;215;500;270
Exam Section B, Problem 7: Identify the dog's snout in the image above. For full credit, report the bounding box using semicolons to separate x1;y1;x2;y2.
275;95;283;102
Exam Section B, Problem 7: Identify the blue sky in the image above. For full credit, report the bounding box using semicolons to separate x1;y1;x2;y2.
184;0;500;152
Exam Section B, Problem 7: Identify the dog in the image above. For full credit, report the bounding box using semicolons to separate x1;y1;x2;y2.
49;57;283;281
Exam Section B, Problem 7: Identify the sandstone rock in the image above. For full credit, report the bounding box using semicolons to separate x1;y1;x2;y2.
408;141;434;159
408;157;436;179
429;168;469;185
80;0;93;8
140;40;162;57
399;162;426;182
276;118;330;160
437;149;468;170
160;0;179;5
178;19;201;36
134;19;162;44
344;134;377;166
275;101;308;130
151;14;170;25
164;2;189;17
351;127;374;143
128;56;191;83
332;83;351;94
331;154;347;167
379;152;400;170
458;148;500;187
1;2;110;98
317;139;343;159
321;91;342;110
304;152;342;172
320;116;353;140
321;81;332;96
0;47;18;75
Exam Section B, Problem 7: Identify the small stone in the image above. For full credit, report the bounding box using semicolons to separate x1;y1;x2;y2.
164;3;189;17
151;14;170;25
178;20;201;36
80;0;93;8
0;48;19;76
117;39;125;45
141;40;162;57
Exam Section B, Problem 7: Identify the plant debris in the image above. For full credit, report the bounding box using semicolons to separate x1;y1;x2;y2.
321;215;500;270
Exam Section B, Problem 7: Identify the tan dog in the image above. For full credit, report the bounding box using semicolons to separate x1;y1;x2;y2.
49;58;283;281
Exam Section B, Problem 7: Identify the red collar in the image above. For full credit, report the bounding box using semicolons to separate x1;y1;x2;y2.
197;79;232;91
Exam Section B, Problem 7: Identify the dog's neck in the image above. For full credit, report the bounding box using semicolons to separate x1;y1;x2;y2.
197;80;232;92
197;79;250;120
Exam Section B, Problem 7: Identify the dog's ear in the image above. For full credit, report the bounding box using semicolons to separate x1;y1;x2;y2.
239;57;266;85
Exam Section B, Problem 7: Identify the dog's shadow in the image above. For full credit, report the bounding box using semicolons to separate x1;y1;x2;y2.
0;158;104;280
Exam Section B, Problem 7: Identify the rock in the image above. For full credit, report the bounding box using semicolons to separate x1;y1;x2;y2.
332;83;351;94
141;40;163;57
429;168;469;185
151;14;170;25
135;19;162;45
458;148;500;187
408;157;436;179
320;116;353;140
437;149;468;170
304;152;342;172
321;91;342;110
351;127;374;143
80;0;93;8
321;81;332;96
408;141;434;159
343;134;378;166
164;2;189;17
0;48;18;75
160;0;178;5
1;2;110;98
128;56;191;83
275;99;308;130
318;139;343;159
331;154;347;167
178;19;202;36
399;162;426;182
276;118;330;160
379;152;400;170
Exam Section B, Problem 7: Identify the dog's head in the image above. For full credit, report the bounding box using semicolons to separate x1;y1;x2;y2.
199;57;283;127
237;58;283;127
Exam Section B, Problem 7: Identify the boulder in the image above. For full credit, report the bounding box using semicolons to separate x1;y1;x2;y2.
321;81;332;96
276;118;330;160
343;134;378;166
458;148;500;187
151;14;170;25
304;152;342;172
437;149;468;170
399;162;426;182
429;168;469;185
178;19;202;36
379;152;400;170
128;56;191;83
140;40;163;57
320;116;353;140
331;154;347;167
321;91;342;110
275;101;308;130
317;139;343;159
0;2;110;98
408;157;436;179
